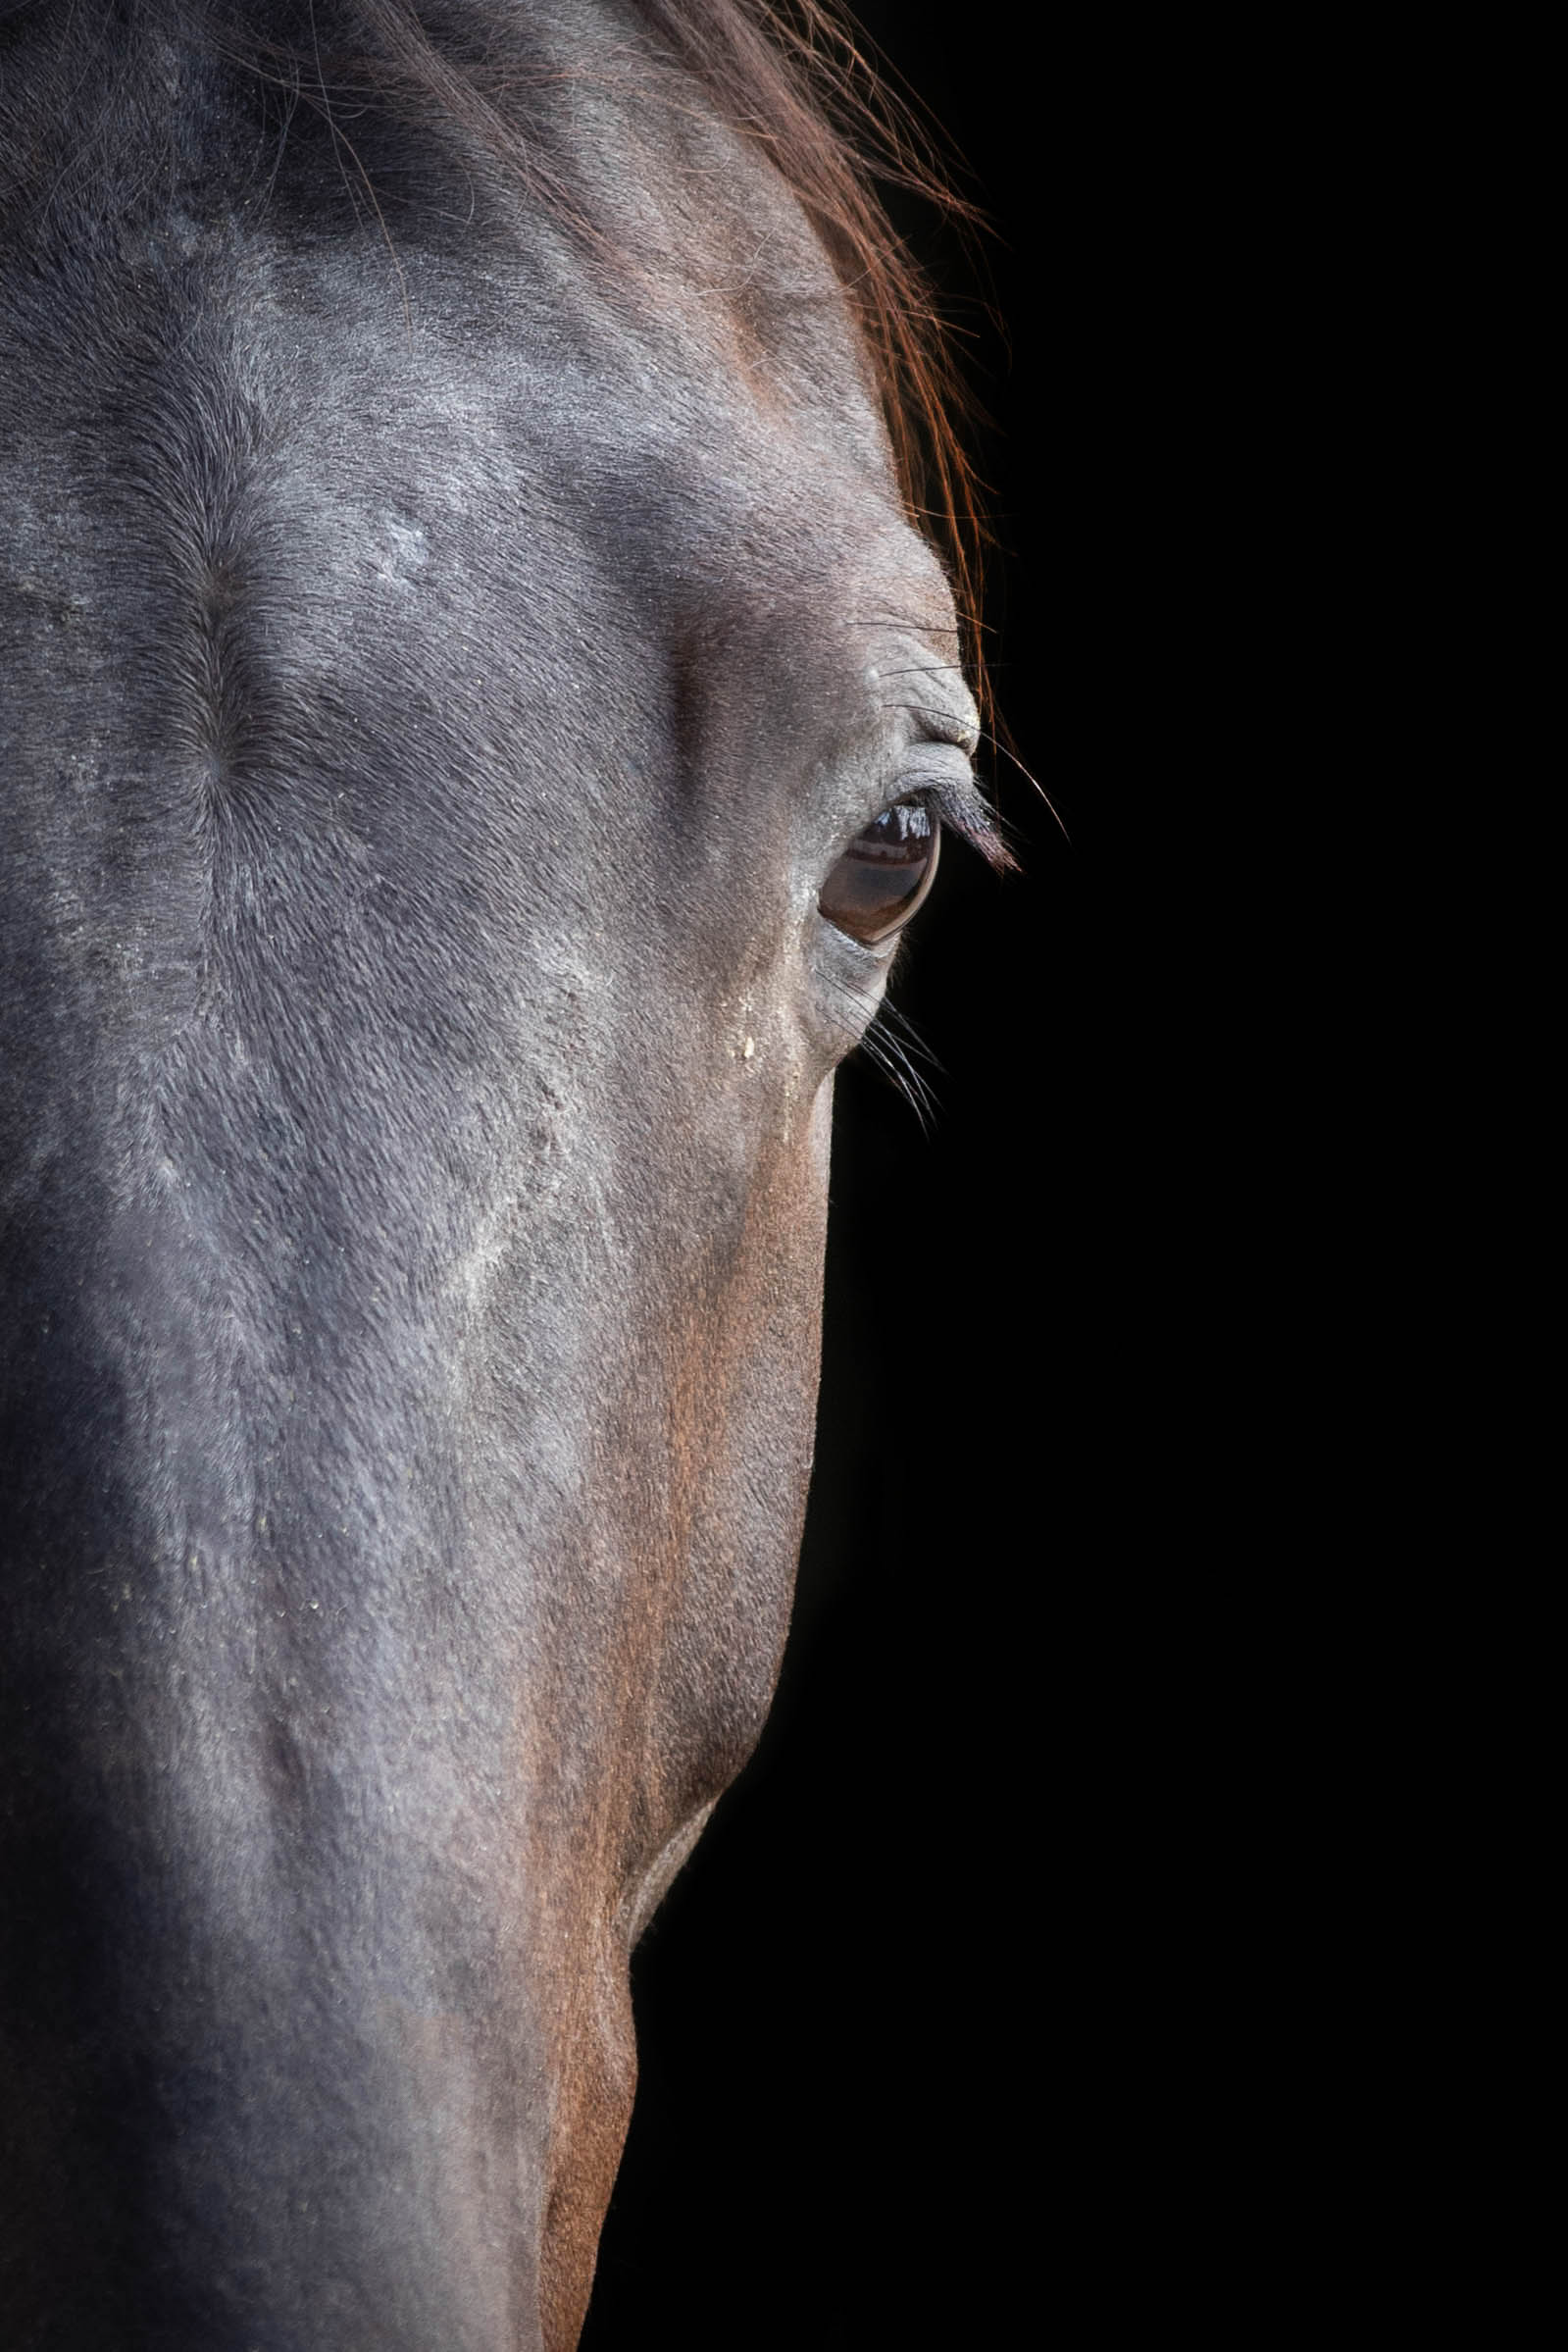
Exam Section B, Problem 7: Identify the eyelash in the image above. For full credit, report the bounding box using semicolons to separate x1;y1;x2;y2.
840;771;1009;1118
904;772;1010;869
857;994;940;1129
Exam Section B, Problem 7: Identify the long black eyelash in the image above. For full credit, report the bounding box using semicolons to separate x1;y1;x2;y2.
899;765;1018;875
831;764;1007;1127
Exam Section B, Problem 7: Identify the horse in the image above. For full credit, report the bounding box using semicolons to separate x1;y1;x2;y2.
0;5;1007;2342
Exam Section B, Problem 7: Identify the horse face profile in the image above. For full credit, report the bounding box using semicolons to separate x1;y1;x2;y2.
0;6;997;2342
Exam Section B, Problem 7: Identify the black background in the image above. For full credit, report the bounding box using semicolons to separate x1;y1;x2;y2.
582;12;1108;2342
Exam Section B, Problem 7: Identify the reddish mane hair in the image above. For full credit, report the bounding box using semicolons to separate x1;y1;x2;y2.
641;2;988;706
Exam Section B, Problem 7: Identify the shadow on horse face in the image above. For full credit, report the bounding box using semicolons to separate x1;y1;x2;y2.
0;6;993;2344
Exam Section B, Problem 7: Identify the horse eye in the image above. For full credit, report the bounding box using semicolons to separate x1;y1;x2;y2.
819;798;941;945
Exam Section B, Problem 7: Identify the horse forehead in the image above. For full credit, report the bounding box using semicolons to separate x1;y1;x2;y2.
3;15;961;701
0;244;947;790
248;237;935;645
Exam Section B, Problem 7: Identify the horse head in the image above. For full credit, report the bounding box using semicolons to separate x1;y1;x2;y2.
0;6;1003;2342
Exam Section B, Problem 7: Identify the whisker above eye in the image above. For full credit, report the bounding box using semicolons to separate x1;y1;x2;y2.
885;707;1060;847
873;660;969;677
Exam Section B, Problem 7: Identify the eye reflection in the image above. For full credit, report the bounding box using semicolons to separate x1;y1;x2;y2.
819;799;940;945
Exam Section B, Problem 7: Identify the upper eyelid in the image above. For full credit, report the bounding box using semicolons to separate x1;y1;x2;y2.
875;736;972;808
911;707;982;757
875;671;981;751
835;771;948;857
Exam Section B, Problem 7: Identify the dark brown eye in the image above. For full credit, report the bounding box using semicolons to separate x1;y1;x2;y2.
819;798;940;945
